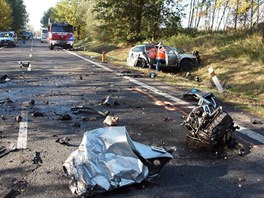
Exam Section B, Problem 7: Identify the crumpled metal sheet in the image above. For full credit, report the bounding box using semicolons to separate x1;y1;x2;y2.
63;127;149;196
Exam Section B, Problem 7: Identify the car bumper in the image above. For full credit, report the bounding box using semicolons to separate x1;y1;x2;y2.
0;40;15;46
50;40;74;46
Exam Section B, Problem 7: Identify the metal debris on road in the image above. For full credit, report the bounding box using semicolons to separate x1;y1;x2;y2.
251;118;263;124
28;99;35;105
0;143;16;158
54;112;72;120
63;127;174;196
31;111;44;117
32;152;43;164
0;98;13;105
148;72;157;79
0;75;10;83
181;88;217;108
102;96;119;106
71;105;109;117
82;117;97;121
0;179;28;198
103;115;120;126
18;61;30;68
56;137;71;145
15;115;23;123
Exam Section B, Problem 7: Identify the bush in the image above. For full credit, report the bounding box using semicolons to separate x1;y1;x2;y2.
165;34;194;51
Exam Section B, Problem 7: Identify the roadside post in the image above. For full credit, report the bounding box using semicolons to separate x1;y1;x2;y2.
208;67;224;93
102;50;106;63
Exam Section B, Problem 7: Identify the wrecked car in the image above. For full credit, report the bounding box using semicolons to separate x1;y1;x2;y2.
63;127;174;196
127;44;199;72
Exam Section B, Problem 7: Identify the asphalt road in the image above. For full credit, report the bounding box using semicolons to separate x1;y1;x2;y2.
0;40;264;198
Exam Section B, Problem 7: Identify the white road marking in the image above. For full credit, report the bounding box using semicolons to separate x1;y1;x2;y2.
17;111;28;149
238;126;264;144
66;50;264;144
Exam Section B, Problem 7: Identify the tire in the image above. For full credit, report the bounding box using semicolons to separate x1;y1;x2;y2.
136;58;147;68
180;59;194;72
49;45;54;50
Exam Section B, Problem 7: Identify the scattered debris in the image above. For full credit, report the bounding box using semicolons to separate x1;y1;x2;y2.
184;72;190;79
163;117;173;121
1;115;6;120
149;72;157;79
32;152;43;164
0;179;28;198
251;118;263;125
31;111;44;117
18;61;30;68
63;127;173;196
194;76;201;82
0;98;13;104
28;99;35;105
15;115;23;123
54;112;72;120
71;105;109;117
106;89;119;92
56;137;71;145
103;115;120;126
0;75;10;83
79;75;83;80
82;117;97;121
181;89;217;108
102;96;119;106
0;143;16;158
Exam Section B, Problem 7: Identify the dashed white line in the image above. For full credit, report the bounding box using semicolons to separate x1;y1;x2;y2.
65;50;264;144
17;111;28;149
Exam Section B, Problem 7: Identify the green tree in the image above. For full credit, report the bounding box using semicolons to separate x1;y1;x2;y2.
94;0;183;42
52;0;85;39
0;0;12;31
7;0;28;31
40;7;54;28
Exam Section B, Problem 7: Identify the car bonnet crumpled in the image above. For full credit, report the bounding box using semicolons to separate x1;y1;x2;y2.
63;126;149;196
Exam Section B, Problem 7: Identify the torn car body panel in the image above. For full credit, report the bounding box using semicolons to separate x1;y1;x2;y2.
63;127;173;196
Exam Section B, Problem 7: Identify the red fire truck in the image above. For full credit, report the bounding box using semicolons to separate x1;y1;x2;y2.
48;20;74;50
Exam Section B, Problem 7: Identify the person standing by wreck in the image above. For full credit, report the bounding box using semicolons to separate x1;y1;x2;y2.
156;43;166;71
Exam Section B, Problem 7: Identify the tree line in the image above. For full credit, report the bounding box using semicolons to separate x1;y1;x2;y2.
41;0;264;43
0;0;28;32
187;0;264;31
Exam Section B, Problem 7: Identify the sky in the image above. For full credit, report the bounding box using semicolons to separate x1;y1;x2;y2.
24;0;61;31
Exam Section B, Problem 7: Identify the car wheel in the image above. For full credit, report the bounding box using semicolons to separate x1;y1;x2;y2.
180;59;194;72
136;58;147;68
49;45;54;50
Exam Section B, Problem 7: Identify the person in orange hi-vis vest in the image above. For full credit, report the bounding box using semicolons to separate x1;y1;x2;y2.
156;43;166;71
